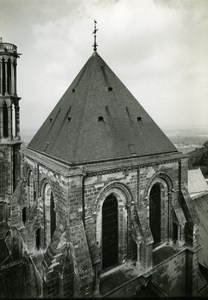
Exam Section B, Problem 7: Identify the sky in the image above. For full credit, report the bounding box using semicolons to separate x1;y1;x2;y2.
1;0;208;136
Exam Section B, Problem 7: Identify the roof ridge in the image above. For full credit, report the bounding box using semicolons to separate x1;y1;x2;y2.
72;55;96;163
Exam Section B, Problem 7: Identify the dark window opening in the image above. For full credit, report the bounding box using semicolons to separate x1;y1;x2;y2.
172;222;178;242
149;183;161;246
2;60;5;95
102;194;118;270
72;88;75;93
137;116;142;122
7;59;11;95
108;87;113;91
68;116;72;122
49;118;53;122
22;207;27;225
36;228;41;250
3;102;8;138
33;190;36;201
50;192;56;239
98;116;104;122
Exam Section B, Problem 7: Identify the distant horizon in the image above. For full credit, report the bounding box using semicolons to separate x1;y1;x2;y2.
21;123;208;136
20;124;208;146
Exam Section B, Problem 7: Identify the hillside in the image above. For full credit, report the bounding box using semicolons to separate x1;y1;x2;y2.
188;141;208;177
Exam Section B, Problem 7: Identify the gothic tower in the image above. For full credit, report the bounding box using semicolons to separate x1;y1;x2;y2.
0;39;21;237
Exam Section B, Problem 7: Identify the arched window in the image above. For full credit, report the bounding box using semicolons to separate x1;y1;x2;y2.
7;59;11;95
102;194;118;270
28;170;35;208
43;182;56;247
149;183;161;246
22;207;27;225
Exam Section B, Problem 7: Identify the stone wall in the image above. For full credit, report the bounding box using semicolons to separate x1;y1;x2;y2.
83;159;186;273
151;250;186;296
14;150;198;297
23;156;94;296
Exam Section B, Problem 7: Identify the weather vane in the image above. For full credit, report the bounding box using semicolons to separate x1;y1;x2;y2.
92;20;98;52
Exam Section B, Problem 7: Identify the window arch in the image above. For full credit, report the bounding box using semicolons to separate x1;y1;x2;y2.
95;182;131;272
102;194;118;270
149;183;161;246
43;182;56;247
147;176;170;247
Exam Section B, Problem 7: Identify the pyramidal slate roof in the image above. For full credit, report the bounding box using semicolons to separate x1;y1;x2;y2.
28;52;178;165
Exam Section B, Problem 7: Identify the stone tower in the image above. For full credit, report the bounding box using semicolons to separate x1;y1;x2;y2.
0;39;21;238
20;50;198;297
7;39;199;297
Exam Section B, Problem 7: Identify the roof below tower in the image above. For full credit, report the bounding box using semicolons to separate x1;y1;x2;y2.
28;52;178;165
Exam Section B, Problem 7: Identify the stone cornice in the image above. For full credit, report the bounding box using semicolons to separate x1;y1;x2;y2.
0;139;21;145
85;152;186;177
26;148;186;179
0;95;21;101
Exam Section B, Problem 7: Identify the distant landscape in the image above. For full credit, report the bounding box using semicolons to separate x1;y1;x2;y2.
164;127;208;154
21;126;208;155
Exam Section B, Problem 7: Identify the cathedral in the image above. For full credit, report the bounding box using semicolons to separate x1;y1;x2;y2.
0;34;201;298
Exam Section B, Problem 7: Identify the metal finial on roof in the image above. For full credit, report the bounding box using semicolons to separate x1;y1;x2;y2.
92;20;98;52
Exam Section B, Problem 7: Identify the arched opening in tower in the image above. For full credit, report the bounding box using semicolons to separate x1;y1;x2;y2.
2;59;5;95
149;183;161;246
7;59;11;95
3;102;8;138
102;193;118;270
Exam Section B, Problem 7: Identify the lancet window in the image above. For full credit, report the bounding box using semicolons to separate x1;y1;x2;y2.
42;182;56;247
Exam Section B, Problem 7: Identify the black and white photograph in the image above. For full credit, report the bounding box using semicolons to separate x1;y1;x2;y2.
0;0;208;298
